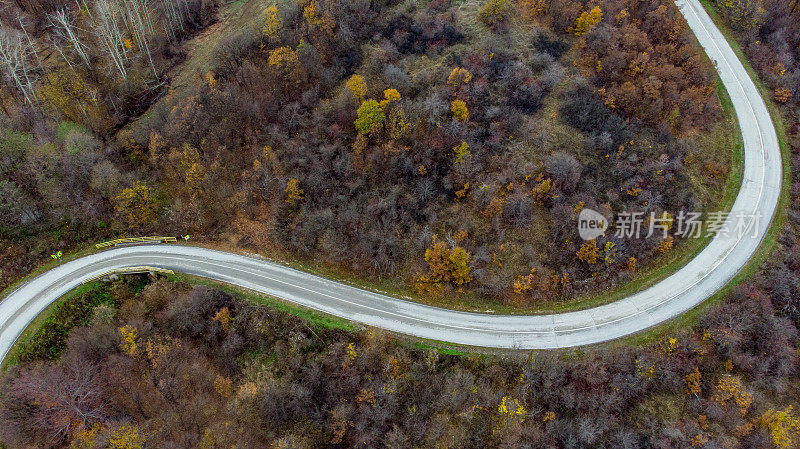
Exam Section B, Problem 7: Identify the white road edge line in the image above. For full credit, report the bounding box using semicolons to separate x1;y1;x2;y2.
0;0;781;354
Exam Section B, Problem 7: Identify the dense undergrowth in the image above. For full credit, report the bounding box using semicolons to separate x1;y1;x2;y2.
2;0;800;446
0;0;737;308
1;272;799;447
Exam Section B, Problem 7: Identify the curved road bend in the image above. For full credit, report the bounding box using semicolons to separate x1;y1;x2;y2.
0;0;781;357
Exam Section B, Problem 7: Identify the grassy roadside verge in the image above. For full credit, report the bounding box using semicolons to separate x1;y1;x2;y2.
0;0;785;365
0;281;115;371
0;0;749;319
0;273;358;372
612;0;793;347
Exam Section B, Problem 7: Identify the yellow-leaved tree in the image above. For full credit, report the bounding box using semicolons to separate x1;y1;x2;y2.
451;99;469;122
416;235;473;291
285;178;304;204
114;181;158;229
716;0;764;31
572;6;603;36
478;0;507;27
39;68;110;133
107;425;145;449
355;100;385;134
575;239;599;264
713;375;753;416
268;46;302;80
759;407;800;449
453;141;470;162
519;0;548;18
263;5;280;39
447;67;472;86
346;74;367;101
381;88;401;105
447;246;473;285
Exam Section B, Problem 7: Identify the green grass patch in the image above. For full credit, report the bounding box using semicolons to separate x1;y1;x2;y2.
55;121;88;142
410;339;471;356
413;343;468;356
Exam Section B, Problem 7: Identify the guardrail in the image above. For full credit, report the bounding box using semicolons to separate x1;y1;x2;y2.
95;236;177;249
82;266;174;284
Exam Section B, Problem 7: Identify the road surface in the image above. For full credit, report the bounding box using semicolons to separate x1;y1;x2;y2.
0;0;781;358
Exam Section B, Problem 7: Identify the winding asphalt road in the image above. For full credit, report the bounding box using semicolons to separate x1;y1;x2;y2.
0;0;781;358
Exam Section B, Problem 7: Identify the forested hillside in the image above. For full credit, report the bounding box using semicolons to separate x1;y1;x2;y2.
0;0;737;306
711;0;800;107
2;0;800;447
2;268;800;448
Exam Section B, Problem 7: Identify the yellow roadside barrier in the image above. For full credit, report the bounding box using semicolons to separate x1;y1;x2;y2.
95;236;178;249
82;266;174;284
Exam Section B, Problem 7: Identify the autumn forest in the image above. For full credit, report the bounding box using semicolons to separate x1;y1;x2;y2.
2;0;800;446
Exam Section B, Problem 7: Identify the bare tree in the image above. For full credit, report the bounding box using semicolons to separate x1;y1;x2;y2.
47;9;91;68
160;0;191;41
17;14;42;69
44;0;195;82
121;0;157;76
0;355;109;447
86;0;129;79
0;27;38;105
81;0;163;79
